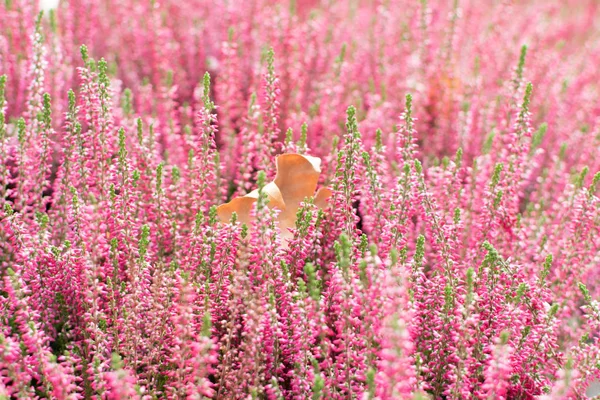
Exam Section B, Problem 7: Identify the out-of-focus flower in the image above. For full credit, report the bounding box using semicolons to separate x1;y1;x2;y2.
39;0;60;11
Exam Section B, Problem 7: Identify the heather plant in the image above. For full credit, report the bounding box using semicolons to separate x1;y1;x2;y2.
1;0;600;399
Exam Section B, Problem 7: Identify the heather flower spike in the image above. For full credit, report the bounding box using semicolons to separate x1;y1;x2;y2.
2;2;600;397
217;153;332;238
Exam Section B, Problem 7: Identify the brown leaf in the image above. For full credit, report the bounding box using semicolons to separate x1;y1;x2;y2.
217;153;331;242
314;187;333;210
273;154;322;238
216;181;284;224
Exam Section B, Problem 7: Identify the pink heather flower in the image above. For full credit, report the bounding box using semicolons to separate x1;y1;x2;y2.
481;333;514;399
0;1;599;398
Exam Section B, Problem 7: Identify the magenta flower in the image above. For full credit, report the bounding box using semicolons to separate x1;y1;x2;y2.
0;1;599;398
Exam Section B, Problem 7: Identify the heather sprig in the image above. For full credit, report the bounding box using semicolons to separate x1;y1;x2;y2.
1;1;599;398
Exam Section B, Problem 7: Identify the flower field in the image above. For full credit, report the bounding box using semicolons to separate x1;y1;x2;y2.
1;0;600;398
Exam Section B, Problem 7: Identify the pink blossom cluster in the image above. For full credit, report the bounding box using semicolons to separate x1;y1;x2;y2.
1;0;600;398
